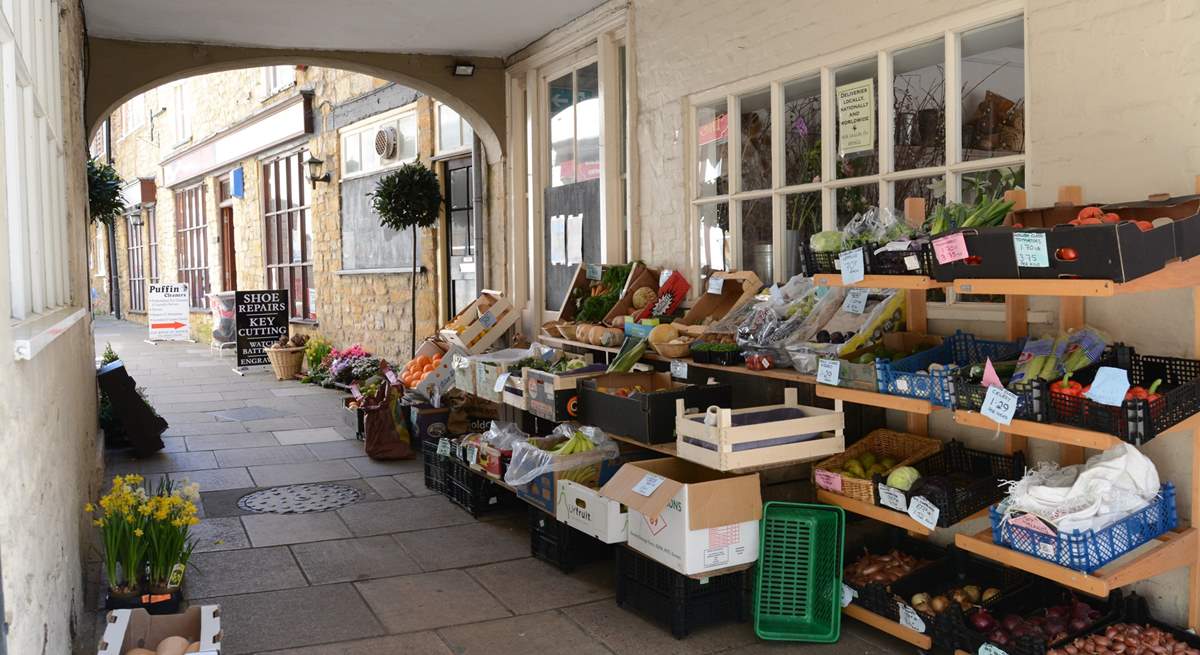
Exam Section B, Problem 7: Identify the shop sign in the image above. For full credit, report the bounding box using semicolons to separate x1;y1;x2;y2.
836;78;875;155
235;290;290;368
147;283;191;342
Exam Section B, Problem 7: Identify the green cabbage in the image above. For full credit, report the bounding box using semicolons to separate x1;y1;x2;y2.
885;466;921;491
810;230;844;253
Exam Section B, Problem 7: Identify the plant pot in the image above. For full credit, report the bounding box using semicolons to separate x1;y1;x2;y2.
140;587;183;615
104;587;142;610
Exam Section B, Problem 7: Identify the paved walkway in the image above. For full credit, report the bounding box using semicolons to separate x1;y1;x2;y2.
92;316;904;655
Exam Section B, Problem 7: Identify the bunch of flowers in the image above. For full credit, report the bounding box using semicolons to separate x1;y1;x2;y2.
142;478;200;592
86;474;150;596
328;345;375;384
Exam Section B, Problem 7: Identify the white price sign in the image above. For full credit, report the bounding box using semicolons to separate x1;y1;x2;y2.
465;444;479;464
494;371;511;393
1013;232;1050;268
877;484;908;512
841;583;857;608
898;603;927;632
904;254;921;271
478;310;497;329
839;248;866;285
907;496;940;531
633;473;666;497
670;359;688;380
980;643;1010;655
980;385;1019;425
707;275;725;295
841;288;869;314
436;438;451;456
816;359;841;385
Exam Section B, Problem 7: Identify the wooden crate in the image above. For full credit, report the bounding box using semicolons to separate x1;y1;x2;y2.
674;388;846;471
440;290;518;354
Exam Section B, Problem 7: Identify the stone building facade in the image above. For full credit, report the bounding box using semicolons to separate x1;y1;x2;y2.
90;65;475;362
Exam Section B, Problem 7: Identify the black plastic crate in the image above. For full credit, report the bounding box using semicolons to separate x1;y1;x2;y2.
614;546;750;639
1068;593;1200;653
946;582;1121;655
1047;345;1200;445
873;440;1025;528
950;371;1048;422
528;507;611;573
579;374;732;445
890;548;1030;640
421;437;447;494
843;529;949;622
869;242;936;276
444;458;511;517
802;244;888;277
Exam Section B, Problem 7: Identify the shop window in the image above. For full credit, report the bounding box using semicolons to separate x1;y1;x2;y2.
548;63;601;188
437;103;474;154
740;197;774;285
696;99;729;197
784;192;821;279
263;151;315;321
739;89;772;192
698;202;729;278
172;83;191;144
893;39;945;170
123;93;146;136
784;77;822;187
263;65;295;96
961;18;1025;161
894;175;946;217
147;206;159;284
836;183;880;227
126;213;146;312
174;184;210;310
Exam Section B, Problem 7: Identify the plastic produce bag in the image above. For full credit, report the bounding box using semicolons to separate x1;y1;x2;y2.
481;421;528;450
503;423;619;487
997;443;1160;533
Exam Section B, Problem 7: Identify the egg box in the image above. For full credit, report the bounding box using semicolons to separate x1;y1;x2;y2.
97;605;221;655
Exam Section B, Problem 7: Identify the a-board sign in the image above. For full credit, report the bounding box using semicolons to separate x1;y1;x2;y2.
147;283;191;341
235;290;290;368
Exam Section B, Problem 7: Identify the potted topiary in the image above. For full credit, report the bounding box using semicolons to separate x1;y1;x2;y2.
88;158;125;225
370;161;442;358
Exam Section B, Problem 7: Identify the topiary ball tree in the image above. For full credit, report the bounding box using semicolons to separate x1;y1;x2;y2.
88;158;125;225
370;161;443;358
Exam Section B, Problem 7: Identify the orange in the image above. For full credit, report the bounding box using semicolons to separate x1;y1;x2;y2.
413;355;431;368
421;364;434;374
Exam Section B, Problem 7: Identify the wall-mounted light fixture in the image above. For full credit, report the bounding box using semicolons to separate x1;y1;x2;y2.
306;155;331;183
453;62;476;77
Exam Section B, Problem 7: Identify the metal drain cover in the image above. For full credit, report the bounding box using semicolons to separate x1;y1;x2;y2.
237;483;364;514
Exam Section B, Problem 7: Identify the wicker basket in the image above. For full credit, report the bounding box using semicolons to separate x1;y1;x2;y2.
813;429;942;503
652;341;691;358
266;346;305;381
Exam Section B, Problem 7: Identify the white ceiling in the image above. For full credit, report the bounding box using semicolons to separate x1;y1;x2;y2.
84;0;607;57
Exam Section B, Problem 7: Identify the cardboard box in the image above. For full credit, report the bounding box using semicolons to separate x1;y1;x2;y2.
412;339;458;399
516;441;622;515
524;364;608;422
409;404;450;447
578;372;732;445
440;290;519;354
450;349;476;396
557;262;649;322
472;347;554;403
98;605;221;655
601;457;762;575
603;265;661;325
677;271;762;328
501;372;527;410
557;479;627;543
674;388;845;471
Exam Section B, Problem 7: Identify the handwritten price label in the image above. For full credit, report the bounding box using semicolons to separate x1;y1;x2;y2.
1013;232;1049;268
839;248;866;285
933;232;969;264
586;263;603;280
842;288;869;314
670;360;688;380
707;275;725;295
816;359;840;386
904;254;921;271
877;484;908;512
907;496;941;531
384;369;400;385
898;603;927;632
980;385;1019;425
814;469;843;493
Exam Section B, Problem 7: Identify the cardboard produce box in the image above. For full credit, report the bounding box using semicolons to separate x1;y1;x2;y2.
557;478;628;543
603;265;661;325
601;457;762;576
524;364;608;422
408;404;450;447
578;372;732;445
516;442;622;515
676;270;762;334
411;339;457;399
98;605;221;655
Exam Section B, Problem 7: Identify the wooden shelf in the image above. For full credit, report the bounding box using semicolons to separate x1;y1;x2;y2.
813;273;946;290
952;411;1123;450
540;335;622;354
816;385;936;414
607;431;677;457
843;603;933;649
816;489;932;536
954;527;1197;598
952;257;1200;297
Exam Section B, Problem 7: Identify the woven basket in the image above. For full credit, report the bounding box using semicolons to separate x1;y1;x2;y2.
652;341;691;358
266;346;305;381
813;429;942;504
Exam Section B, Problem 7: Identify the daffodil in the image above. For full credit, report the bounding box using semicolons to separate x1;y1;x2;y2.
84;503;94;513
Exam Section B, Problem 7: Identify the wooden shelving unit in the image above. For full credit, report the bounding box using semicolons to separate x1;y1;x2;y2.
952;410;1123;451
812;273;947;290
843;603;932;649
815;489;932;535
816;384;937;415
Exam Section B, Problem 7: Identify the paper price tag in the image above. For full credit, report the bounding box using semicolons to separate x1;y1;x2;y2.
633;473;666;497
904;254;921;271
839;248;866;285
494;372;511;393
877;484;908;512
898;603;927;632
980;642;1010;655
707;275;725;295
980;385;1019;425
816;359;840;386
436;438;451;456
1013;232;1049;268
478;310;497;329
907;496;941;531
1036;541;1056;559
1085;366;1131;407
384;368;399;385
586;263;603;280
933;232;969;264
455;442;465;460
670;359;688;380
842;288;869;314
841;583;857;608
466;444;479;464
814;469;843;493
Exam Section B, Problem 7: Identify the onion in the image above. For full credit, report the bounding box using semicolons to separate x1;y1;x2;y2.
1070;618;1090;632
971;610;998;633
931;596;950;613
1003;615;1023;631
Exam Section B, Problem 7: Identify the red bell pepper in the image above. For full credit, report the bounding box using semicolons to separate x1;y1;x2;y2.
1125;378;1163;401
1051;373;1083;397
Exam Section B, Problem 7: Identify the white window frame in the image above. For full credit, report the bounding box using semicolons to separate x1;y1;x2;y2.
338;102;420;181
121;92;146;136
685;4;1027;305
262;65;295;98
2;0;83;359
172;81;191;146
434;102;473;156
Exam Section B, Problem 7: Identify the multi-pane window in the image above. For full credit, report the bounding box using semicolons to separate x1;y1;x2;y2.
175;184;209;309
3;0;69;322
689;14;1025;287
548;62;601;187
147;206;159;283
126;213;146;312
341;106;419;179
436;103;473;154
263;150;316;321
172;83;191;144
122;92;146;135
263;65;295;96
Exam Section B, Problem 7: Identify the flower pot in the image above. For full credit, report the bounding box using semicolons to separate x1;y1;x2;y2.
140;587;183;615
104;587;142;610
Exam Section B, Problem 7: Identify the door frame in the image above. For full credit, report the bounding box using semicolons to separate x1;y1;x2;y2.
217;175;237;291
441;153;475;321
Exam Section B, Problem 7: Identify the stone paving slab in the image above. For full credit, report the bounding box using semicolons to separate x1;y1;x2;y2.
164;421;249;437
238;416;310;432
290;535;422;584
363;476;411;499
393;521;530;572
562;599;759;655
394;471;439;497
211;406;293;422
241;511;352;547
190;516;251;553
257;633;453;655
355;569;511;633
274;427;343;445
107;450;218;475
304;440;367;460
248;460;360;486
148;467;254;491
337;495;475;536
185;546;308;598
438;610;613;655
345;455;423;477
214;444;317;468
187;432;280;452
468;557;613;615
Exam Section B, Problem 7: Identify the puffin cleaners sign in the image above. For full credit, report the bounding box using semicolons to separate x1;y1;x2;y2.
235;290;290;368
147;283;191;341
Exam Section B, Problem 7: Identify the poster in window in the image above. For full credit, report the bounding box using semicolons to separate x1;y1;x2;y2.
836;78;875;155
566;213;584;265
550;214;567;265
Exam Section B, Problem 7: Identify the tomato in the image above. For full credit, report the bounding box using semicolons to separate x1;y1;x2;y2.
1056;247;1079;261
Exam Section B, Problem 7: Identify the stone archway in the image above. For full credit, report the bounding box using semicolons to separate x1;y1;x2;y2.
85;38;506;162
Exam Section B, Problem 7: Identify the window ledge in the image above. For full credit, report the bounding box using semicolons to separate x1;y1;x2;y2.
290;318;319;326
11;306;88;361
335;267;425;276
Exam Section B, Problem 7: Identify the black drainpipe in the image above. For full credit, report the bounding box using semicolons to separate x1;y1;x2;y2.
471;134;487;289
104;120;121;319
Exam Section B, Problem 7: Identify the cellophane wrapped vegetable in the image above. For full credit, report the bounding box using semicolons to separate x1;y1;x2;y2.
504;423;619;487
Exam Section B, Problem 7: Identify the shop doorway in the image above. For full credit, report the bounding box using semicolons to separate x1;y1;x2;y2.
444;155;476;318
218;176;237;291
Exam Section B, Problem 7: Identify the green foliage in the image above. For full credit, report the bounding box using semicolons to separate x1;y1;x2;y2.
370;161;442;232
576;263;633;323
101;342;120;365
88;159;125;225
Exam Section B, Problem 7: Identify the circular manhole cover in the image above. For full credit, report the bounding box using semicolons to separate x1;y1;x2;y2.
237;483;364;514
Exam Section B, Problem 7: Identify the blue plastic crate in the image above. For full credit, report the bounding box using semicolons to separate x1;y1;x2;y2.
876;331;1024;407
989;483;1178;573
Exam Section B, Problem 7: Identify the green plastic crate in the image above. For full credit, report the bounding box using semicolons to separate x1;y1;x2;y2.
754;501;845;642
